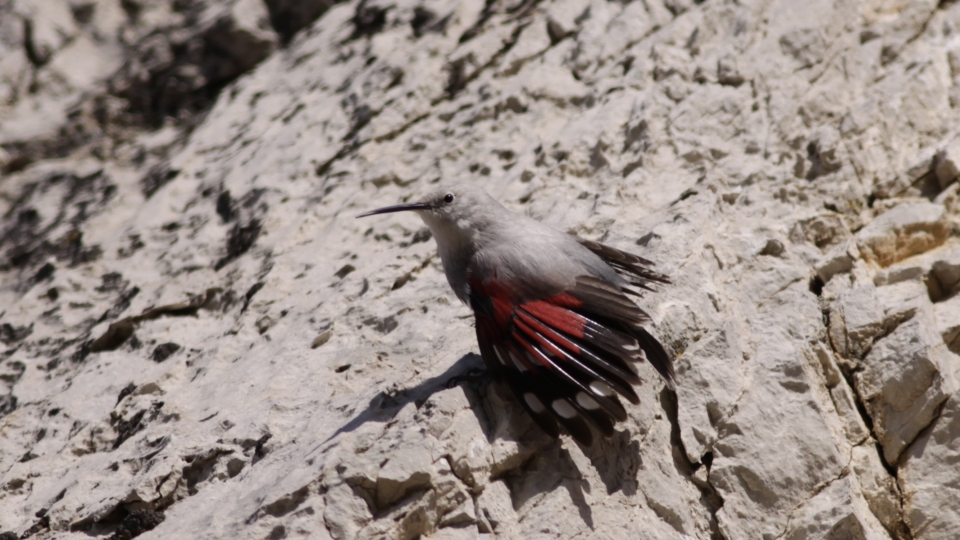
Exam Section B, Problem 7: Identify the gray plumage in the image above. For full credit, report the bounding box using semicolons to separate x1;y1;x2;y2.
359;183;673;446
415;184;626;302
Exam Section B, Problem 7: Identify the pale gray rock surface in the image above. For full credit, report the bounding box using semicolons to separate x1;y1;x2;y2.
2;0;960;539
899;393;960;540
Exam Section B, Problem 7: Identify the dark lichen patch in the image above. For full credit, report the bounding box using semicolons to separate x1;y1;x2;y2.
117;382;137;404
96;272;128;293
362;315;398;334
112;402;165;449
265;0;337;43
110;2;275;131
216;190;235;222
141;163;180;198
0;394;17;416
411;228;431;244
19;514;49;538
0;323;33;345
5;230;102;276
215;219;262;270
411;7;435;36
241;282;265;313
350;0;389;41
33;262;56;283
98;286;141;324
151;342;181;362
0;170;114;290
334;264;356;279
109;508;165;540
414;8;450;38
72;340;93;363
54;231;103;266
117;234;145;258
254;433;272;460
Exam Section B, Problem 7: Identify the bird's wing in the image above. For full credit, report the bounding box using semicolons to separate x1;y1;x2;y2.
469;274;673;446
575;238;670;292
573;238;674;384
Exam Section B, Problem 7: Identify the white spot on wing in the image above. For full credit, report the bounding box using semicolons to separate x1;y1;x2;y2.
524;352;540;367
524;393;546;413
552;399;577;419
509;351;528;372
576;392;600;410
590;381;614;397
623;340;639;351
493;347;507;365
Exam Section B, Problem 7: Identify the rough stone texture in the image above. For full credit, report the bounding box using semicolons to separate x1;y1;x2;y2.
2;0;960;539
781;475;889;540
855;315;957;465
935;139;960;191
899;393;960;540
856;203;949;267
935;295;960;353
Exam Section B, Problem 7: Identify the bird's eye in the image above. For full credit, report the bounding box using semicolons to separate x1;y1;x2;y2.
443;193;455;204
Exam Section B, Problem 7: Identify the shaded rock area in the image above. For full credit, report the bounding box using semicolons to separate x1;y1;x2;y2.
2;0;960;539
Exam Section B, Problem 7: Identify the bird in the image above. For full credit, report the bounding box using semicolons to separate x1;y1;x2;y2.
358;184;674;446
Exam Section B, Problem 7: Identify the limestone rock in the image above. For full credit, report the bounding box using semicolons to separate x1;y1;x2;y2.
829;285;885;360
830;383;870;445
782;475;890;540
475;480;519;537
876;279;932;329
856;203;949;267
851;444;904;537
899;392;960;540
936;139;960;191
376;445;438;508
817;240;860;284
4;0;960;538
934;296;960;353
855;316;958;464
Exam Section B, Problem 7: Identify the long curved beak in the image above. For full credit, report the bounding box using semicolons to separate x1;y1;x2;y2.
357;202;430;218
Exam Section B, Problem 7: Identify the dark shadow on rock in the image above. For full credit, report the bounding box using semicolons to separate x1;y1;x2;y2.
316;352;486;449
504;440;595;531
89;288;222;352
585;428;643;496
659;387;697;478
558;445;595;530
467;378;597;531
317;350;602;531
659;385;724;536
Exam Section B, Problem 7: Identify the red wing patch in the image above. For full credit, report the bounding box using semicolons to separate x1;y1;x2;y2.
468;273;672;446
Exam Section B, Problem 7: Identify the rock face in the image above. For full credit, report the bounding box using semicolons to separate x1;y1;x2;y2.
2;0;960;539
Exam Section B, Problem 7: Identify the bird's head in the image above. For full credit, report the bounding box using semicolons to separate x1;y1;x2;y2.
358;184;503;251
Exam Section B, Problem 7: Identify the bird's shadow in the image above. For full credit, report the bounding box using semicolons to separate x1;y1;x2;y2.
318;352;650;533
317;352;488;448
